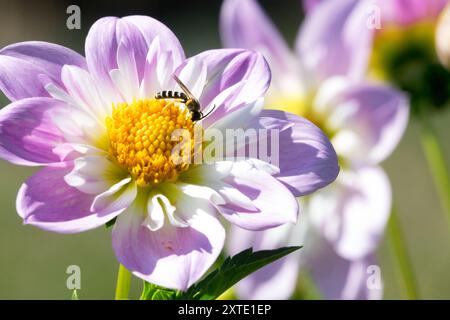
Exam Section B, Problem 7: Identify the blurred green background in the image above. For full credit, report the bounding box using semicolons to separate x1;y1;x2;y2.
0;0;449;299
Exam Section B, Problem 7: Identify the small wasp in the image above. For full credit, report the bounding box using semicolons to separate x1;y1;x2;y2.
155;74;215;121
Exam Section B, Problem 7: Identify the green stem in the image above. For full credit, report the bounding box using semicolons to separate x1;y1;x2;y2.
387;207;418;299
115;264;132;300
419;112;450;228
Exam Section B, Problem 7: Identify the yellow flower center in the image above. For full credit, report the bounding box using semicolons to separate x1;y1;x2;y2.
106;99;195;187
266;94;336;138
370;20;437;81
369;20;450;113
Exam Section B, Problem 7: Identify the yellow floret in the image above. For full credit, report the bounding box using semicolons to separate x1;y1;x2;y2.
106;99;195;187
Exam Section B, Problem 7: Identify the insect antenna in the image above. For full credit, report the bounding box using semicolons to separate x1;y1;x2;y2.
199;105;216;120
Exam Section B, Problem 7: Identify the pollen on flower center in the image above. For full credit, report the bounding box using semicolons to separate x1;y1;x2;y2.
106;99;195;187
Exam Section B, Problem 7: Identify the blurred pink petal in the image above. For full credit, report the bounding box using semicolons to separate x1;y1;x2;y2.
380;0;449;26
328;83;409;165
307;236;383;299
220;0;294;73
296;0;374;82
228;224;301;299
309;166;391;260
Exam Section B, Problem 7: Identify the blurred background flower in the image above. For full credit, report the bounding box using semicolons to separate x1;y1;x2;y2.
366;0;450;273
0;0;449;299
306;0;450;228
221;0;408;300
303;0;450;299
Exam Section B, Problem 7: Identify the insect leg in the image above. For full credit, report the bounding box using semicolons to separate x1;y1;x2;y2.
199;105;216;120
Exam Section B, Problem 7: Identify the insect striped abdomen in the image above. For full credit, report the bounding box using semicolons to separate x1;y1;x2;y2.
155;91;188;101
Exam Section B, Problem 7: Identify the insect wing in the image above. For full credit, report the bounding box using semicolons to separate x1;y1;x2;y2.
172;74;200;105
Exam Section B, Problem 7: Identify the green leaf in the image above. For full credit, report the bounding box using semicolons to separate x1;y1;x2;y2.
140;281;178;300
178;246;302;300
71;289;79;300
105;217;117;228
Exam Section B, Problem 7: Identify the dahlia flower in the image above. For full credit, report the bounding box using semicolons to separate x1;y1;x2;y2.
221;0;409;299
0;15;339;291
307;0;450;112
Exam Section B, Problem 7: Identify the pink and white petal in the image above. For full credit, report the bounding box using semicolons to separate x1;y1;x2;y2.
121;15;185;67
84;17;123;103
17;164;122;234
85;16;184;103
0;41;86;101
176;56;208;99
173;182;225;205
64;156;129;195
184;163;258;214
145;190;190;230
0;41;86;75
110;40;141;103
115;18;152;83
312;76;351;114
220;0;294;74
379;0;448;26
309;166;391;260
307;236;383;300
244;110;339;197
61;65;111;122
188;160;299;231
328;84;409;165
144;192;173;231
51;105;108;149
67;143;108;157
303;0;323;12
0;56;54;101
91;178;137;216
159;182;222;227
296;0;374;82
0;97;70;166
140;37;163;97
140;37;178;97
205;95;263;131
175;49;271;124
227;224;301;300
155;50;176;92
112;197;225;291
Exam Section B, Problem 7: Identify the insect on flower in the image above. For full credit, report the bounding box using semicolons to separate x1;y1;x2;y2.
155;74;215;121
0;15;339;291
